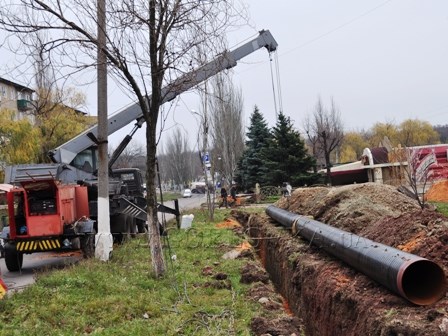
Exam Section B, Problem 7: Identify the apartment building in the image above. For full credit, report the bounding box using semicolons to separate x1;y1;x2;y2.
0;77;34;119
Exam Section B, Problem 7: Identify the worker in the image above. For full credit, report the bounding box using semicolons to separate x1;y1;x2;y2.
286;182;292;196
281;182;288;197
230;185;237;205
220;187;228;208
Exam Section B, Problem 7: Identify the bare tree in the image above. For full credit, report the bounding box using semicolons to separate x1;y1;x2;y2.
303;116;321;173
0;0;244;276
304;96;344;184
196;80;216;221
400;147;435;209
157;149;201;191
110;141;146;169
26;31;92;163
190;35;228;221
209;72;244;187
32;31;56;111
161;127;193;188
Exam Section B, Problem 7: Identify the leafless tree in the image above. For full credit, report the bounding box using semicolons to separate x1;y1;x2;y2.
303;115;321;173
209;72;244;187
157;149;201;190
196;79;216;221
190;35;228;221
400;147;435;209
304;96;344;184
0;0;245;276
110;141;146;169
161;127;193;188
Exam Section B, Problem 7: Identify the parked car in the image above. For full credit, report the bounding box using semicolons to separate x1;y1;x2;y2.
182;189;192;198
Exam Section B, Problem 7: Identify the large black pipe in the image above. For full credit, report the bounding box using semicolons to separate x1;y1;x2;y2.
265;205;446;305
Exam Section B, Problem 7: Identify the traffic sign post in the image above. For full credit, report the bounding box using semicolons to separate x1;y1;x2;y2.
202;151;211;169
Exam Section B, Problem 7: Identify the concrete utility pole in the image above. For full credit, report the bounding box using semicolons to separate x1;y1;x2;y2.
95;0;113;260
200;83;214;221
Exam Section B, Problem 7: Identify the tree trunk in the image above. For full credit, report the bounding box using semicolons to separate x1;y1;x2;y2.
323;134;332;185
146;114;165;277
325;152;332;185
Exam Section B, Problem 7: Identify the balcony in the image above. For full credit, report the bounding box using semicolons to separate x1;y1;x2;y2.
17;99;33;111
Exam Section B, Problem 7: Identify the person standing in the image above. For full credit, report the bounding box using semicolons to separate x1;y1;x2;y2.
286;182;292;196
230;185;237;204
220;187;228;208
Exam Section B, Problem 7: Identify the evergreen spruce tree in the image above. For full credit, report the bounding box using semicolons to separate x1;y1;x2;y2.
236;106;271;190
263;112;318;186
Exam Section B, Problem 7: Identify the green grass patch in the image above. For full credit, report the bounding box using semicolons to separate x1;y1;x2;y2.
262;195;281;203
430;201;448;217
157;192;181;202
0;207;264;336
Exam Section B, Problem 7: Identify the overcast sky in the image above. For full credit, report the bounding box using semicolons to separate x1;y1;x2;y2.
1;0;447;150
233;0;448;131
145;0;448;149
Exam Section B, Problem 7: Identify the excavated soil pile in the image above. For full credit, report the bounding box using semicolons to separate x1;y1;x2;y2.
427;180;448;202
234;182;448;336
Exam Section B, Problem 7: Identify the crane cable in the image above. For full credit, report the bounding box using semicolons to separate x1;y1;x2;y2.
268;50;284;120
274;51;284;116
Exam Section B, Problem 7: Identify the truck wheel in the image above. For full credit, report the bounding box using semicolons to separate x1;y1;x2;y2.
136;219;147;233
80;233;95;259
112;214;132;244
4;243;23;272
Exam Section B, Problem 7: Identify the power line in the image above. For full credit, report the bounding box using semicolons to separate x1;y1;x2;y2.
238;0;394;74
281;0;394;57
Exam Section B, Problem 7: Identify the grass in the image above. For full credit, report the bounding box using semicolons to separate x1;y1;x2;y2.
431;201;448;217
0;207;264;336
157;192;181;202
262;196;281;204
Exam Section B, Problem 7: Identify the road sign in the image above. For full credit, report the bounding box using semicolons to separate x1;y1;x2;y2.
202;152;210;163
202;152;211;169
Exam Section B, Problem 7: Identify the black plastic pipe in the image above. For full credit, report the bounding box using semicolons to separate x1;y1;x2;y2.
265;205;446;305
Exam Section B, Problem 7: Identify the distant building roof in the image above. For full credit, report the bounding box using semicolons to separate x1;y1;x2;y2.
0;77;34;93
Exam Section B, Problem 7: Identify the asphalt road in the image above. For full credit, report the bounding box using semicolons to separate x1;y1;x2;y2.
0;251;82;294
159;193;206;223
0;193;206;294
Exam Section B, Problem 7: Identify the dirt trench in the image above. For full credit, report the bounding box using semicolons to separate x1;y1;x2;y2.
233;183;448;336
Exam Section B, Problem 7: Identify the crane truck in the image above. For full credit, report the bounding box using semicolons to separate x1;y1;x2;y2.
0;30;278;271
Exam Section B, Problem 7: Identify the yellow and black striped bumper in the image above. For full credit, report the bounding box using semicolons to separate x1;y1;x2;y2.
16;239;61;252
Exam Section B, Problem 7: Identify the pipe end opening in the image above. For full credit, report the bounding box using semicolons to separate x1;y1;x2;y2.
400;259;446;306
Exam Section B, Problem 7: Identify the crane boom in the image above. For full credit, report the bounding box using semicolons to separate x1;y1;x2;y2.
48;30;278;168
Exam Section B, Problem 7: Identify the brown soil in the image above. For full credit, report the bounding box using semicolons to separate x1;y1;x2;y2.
426;180;448;202
244;272;305;335
233;182;448;335
250;316;303;336
218;219;304;335
240;262;270;284
215;218;241;229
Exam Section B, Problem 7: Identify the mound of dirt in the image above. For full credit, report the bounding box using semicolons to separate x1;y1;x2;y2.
426;180;448;202
277;182;421;233
237;182;448;335
277;182;448;271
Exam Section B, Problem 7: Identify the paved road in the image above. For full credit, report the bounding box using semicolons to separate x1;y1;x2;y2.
0;194;206;293
158;193;206;223
0;251;82;294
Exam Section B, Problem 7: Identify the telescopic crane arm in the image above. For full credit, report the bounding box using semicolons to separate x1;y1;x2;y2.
48;30;278;169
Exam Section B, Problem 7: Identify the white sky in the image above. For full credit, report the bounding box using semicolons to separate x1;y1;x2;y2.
1;0;448;150
233;0;448;131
